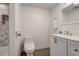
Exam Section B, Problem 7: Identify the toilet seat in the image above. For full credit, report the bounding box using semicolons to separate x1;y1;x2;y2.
24;42;35;53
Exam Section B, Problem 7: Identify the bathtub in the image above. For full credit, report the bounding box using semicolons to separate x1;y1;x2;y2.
0;46;8;56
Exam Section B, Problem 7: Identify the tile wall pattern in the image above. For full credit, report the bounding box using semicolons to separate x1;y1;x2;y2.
0;4;9;46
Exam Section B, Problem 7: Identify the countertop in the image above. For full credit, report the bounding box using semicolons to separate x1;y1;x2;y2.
51;34;79;42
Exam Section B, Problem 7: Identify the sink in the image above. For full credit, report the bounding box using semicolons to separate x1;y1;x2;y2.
51;34;79;42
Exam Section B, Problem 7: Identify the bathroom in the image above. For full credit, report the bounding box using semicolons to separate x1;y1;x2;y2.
0;3;79;56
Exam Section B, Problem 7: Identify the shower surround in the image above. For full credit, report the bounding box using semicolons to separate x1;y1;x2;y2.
0;4;9;47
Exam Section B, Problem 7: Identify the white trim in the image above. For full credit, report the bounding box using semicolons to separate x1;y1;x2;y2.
9;3;16;56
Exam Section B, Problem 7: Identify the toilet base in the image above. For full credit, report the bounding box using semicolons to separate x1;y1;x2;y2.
27;53;33;56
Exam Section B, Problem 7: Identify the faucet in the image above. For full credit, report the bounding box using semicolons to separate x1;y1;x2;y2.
64;30;72;36
65;31;69;35
63;30;69;35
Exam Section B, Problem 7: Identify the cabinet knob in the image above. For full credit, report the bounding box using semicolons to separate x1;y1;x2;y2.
74;49;78;52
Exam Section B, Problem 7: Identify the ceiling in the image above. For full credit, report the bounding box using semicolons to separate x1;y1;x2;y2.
21;3;57;10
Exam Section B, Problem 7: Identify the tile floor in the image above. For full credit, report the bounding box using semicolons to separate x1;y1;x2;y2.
21;48;50;56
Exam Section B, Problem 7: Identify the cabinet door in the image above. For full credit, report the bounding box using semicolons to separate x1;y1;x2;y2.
68;40;79;56
50;36;67;56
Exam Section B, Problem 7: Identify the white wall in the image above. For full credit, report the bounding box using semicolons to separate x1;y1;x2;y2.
20;6;50;49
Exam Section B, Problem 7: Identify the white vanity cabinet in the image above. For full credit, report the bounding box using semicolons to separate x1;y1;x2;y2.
50;34;79;56
68;40;79;56
50;36;67;56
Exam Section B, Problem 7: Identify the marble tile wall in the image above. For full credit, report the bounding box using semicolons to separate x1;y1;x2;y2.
0;4;9;46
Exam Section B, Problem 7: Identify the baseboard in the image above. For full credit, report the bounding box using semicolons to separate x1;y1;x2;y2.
35;47;50;50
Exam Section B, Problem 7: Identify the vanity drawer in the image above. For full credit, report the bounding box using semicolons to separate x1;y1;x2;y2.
68;52;79;56
68;40;79;56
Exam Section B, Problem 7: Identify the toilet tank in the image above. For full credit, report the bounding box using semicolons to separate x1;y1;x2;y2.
25;35;34;43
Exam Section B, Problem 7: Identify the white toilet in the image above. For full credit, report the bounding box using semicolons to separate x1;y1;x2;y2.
24;36;35;56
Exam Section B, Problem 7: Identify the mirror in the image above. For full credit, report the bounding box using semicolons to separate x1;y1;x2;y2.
62;3;79;24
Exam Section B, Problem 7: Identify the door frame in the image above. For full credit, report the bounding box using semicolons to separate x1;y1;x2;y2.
9;3;16;56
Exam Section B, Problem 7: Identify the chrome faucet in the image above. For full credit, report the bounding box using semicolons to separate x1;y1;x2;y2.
64;30;72;36
65;31;69;35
